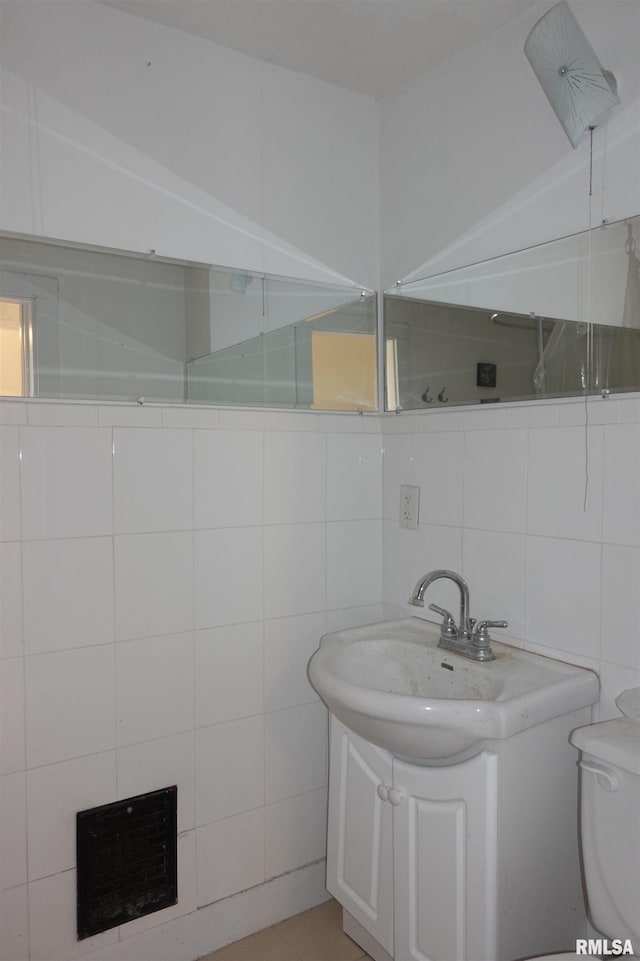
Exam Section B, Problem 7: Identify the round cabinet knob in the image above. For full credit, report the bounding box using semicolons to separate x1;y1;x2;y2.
387;788;405;806
376;784;389;802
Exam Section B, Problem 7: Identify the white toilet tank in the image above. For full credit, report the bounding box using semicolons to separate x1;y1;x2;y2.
570;689;640;950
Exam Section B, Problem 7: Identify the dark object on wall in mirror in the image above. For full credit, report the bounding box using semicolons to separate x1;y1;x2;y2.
477;362;497;388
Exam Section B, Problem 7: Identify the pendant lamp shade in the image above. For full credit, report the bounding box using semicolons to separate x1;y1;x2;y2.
524;1;620;148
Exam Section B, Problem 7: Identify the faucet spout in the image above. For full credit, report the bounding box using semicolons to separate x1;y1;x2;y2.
409;569;471;639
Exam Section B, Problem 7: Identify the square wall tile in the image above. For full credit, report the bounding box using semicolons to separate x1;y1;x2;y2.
326;605;386;632
26;752;116;881
462;529;525;641
115;532;194;641
195;716;264;826
114;428;193;533
25;646;115;768
23;537;114;654
410;432;464;527
263;432;326;525
382;521;413;610
382;433;412;521
326;433;382;521
0;401;27;425
116;633;194;746
195;622;263;728
527;426;604;542
327;520;382;611
195;527;263;629
602;424;640;546
194;430;263;529
525;536;601;660
463;429;527;533
601;545;640;671
29;869;119;961
0;884;29;961
0;542;23;658
1;657;25;774
265;701;328;804
265;787;328;880
264;524;326;619
408;524;464;623
0;426;21;541
196;808;265;907
264;612;325;713
117;731;195;833
1;772;27;889
20;426;112;539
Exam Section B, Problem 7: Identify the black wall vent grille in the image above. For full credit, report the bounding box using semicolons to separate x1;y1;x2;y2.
76;786;177;940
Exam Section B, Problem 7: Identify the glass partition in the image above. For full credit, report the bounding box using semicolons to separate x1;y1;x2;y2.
0;232;377;411
384;215;640;410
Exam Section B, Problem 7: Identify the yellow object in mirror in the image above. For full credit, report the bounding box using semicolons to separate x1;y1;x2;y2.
0;300;25;396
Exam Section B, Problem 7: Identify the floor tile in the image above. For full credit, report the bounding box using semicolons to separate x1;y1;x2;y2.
199;926;300;961
279;901;366;961
198;900;370;961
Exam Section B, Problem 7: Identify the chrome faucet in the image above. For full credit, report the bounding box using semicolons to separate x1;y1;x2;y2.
409;569;507;662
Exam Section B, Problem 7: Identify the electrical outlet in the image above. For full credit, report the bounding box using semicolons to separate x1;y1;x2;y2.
399;485;419;530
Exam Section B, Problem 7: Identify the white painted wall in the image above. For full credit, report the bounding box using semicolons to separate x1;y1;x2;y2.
379;0;640;288
0;0;379;289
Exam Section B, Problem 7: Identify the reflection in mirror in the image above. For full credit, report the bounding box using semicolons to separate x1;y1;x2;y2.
0;233;377;411
385;215;640;410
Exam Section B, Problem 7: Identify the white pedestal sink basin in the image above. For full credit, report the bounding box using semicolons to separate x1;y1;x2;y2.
308;617;599;760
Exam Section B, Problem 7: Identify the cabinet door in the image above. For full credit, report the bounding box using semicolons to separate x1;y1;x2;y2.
392;751;498;961
327;718;394;955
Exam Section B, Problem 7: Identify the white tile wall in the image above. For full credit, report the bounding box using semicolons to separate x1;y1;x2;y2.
26;753;116;881
115;633;194;745
265;701;328;804
20;427;112;540
4;395;639;961
113;428;193;533
0;542;23;659
115;531;194;640
25;646;116;767
195;622;264;727
0;401;383;961
195;716;264;825
196;808;265;906
0;883;29;961
1;771;27;889
264;523;326;618
381;398;640;720
195;527;264;628
23;538;114;654
264;612;325;712
194;430;263;529
264;787;328;880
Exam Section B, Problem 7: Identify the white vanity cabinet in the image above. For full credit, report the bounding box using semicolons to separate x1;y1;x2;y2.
327;712;590;961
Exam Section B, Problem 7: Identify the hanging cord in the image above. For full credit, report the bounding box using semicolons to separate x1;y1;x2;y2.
583;127;595;511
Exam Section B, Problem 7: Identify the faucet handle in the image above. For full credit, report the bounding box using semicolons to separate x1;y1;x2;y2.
428;603;458;639
472;619;508;644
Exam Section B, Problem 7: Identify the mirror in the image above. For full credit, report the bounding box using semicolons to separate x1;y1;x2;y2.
384;215;640;410
0;232;377;411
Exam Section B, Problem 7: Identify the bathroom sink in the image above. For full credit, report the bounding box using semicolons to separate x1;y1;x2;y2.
307;617;599;760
